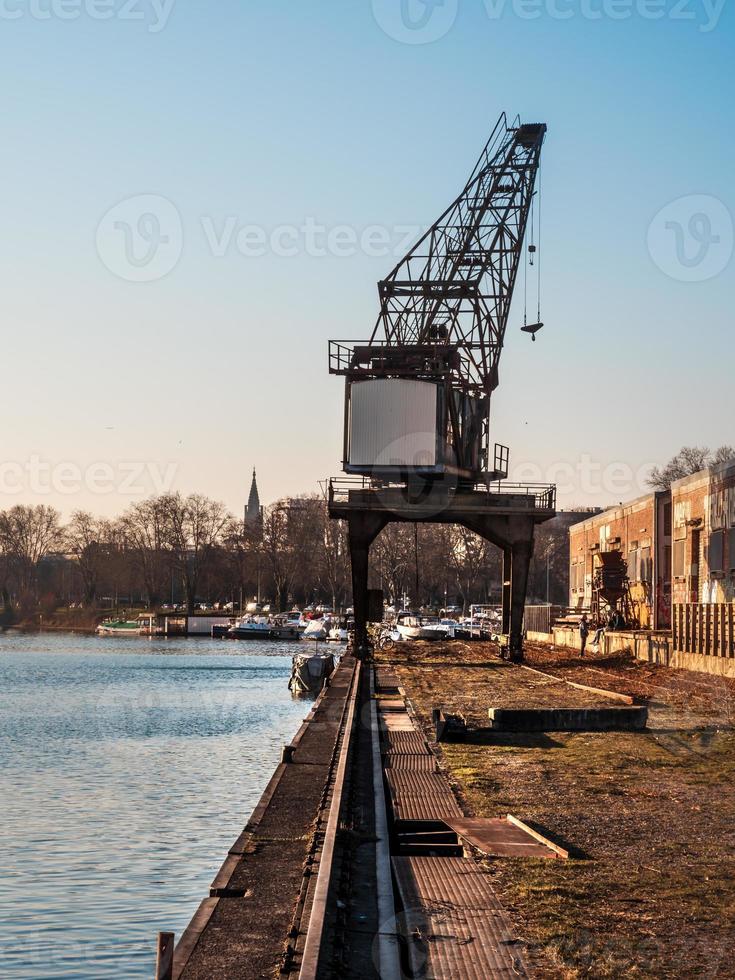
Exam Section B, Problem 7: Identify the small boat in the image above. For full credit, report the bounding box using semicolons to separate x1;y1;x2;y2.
420;618;458;640
228;617;300;641
326;618;353;643
283;610;308;635
289;650;335;694
395;612;442;641
96;619;141;636
301;619;329;642
212;622;234;639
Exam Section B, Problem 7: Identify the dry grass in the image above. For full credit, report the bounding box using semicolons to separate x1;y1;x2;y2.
377;640;735;978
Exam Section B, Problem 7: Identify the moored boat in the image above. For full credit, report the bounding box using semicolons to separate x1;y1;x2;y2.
96;619;141;636
227;617;300;641
394;611;442;641
288;650;335;694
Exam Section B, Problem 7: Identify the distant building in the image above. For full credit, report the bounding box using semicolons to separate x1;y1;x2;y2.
670;459;735;605
568;457;735;630
569;492;671;629
244;468;263;527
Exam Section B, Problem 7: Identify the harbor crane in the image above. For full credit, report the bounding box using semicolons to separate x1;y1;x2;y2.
328;114;555;661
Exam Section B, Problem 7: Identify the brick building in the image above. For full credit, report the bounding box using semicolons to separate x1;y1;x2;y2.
568;491;671;629
569;459;735;633
671;459;735;605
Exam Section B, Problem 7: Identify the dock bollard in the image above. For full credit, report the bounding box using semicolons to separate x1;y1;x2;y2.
282;744;296;763
155;932;174;980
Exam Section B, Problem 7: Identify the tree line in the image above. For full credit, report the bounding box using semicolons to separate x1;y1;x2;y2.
0;493;573;623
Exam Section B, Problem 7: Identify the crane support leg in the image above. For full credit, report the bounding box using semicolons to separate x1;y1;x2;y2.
347;513;387;659
502;547;512;636
509;538;534;663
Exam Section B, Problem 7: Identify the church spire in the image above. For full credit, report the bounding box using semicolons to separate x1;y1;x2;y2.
245;468;261;525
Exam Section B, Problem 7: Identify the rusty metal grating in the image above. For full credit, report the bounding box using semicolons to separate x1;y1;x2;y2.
384;754;438;772
392;856;529;978
381;731;432;755
385;771;463;821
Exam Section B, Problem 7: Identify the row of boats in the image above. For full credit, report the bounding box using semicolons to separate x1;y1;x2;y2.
96;608;503;642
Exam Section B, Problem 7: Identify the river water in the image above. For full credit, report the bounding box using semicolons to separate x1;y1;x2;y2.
0;631;310;979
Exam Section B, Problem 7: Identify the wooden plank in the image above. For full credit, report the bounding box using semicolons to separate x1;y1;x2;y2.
506;814;569;859
443;817;560;859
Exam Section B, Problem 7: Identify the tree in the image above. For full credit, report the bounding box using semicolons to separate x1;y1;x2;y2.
262;497;321;611
160;493;230;614
446;526;489;613
315;503;349;612
648;445;735;490
120;497;171;608
64;511;113;606
0;505;62;598
372;524;413;607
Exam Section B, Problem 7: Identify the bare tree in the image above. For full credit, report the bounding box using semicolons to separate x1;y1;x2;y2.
0;505;62;598
64;511;113;606
262;498;320;611
120;497;172;608
372;524;413;607
446;526;489;613
649;445;735;490
160;493;230;614
315;502;349;612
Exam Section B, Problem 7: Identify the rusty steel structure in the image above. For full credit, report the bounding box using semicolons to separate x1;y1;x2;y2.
329;114;555;661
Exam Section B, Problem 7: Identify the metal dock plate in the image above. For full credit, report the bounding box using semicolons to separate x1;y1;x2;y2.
392;856;529;979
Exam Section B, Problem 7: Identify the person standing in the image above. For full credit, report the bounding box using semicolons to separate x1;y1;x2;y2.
579;614;590;657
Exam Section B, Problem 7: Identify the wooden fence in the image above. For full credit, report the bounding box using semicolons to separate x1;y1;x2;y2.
672;603;735;659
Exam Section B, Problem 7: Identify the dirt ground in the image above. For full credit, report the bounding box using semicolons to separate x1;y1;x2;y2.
376;640;735;979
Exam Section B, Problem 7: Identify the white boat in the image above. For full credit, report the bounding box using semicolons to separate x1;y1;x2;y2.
284;610;308;634
301;619;329;641
420;619;458;639
394;612;441;641
289;651;335;694
326;627;349;643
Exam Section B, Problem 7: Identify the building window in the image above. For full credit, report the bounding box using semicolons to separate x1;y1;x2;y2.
673;539;686;578
709;530;725;574
641;546;652;583
730;528;735;571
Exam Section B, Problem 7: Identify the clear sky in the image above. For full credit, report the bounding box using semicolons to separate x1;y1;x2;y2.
1;0;732;518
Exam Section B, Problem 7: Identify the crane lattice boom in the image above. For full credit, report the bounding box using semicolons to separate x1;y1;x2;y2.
330;114;546;481
372;113;545;394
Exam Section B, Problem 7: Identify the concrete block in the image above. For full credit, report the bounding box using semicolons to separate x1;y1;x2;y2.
487;705;648;732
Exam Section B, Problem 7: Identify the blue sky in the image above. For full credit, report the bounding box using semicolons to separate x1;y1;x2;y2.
0;0;732;516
